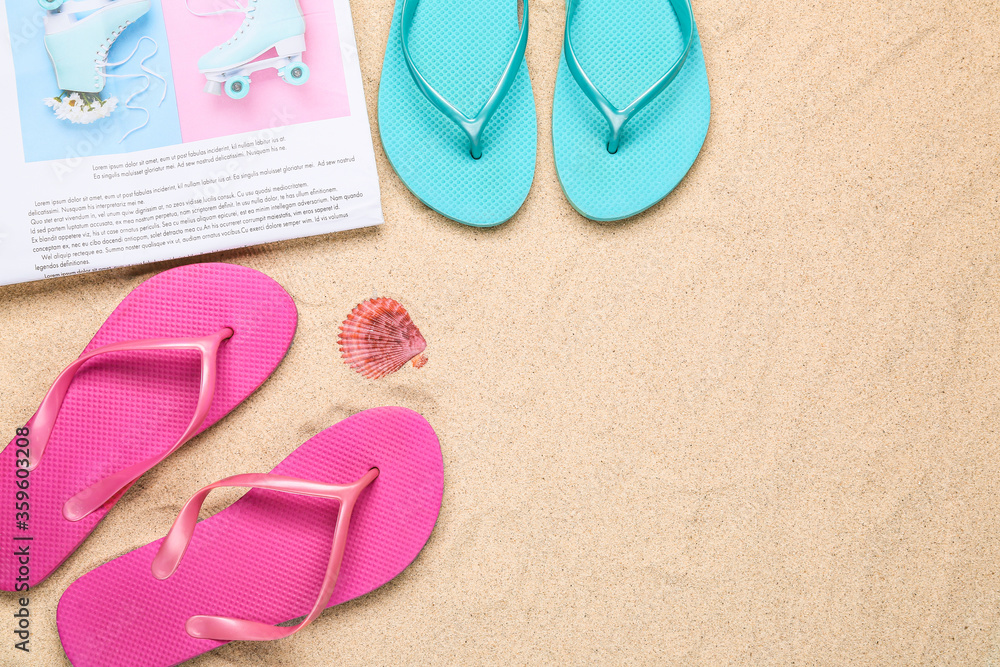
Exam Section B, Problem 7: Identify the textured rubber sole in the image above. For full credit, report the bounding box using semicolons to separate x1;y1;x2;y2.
57;407;444;667
378;0;537;227
0;263;297;590
552;0;711;221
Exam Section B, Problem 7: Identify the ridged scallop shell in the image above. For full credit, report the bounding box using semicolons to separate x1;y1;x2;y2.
338;297;427;379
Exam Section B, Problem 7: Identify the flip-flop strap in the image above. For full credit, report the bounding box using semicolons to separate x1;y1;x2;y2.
400;0;529;159
564;0;694;154
151;469;380;642
23;328;233;522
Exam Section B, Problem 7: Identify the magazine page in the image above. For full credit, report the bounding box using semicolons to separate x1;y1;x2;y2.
0;0;382;286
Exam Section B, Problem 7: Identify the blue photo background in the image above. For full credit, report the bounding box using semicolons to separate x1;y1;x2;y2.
7;0;181;162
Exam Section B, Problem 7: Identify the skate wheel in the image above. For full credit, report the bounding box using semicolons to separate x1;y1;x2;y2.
280;62;310;86
224;76;250;100
38;0;64;9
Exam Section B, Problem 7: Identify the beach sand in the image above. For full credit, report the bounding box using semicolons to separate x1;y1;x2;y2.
1;0;998;663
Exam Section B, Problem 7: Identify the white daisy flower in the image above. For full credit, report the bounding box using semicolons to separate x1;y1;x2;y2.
44;91;120;124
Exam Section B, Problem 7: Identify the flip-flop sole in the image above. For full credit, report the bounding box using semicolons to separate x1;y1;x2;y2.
378;0;537;227
553;0;711;221
0;263;297;590
57;407;443;667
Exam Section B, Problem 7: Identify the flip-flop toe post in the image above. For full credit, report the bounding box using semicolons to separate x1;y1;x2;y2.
552;0;711;221
378;0;537;227
57;407;444;667
0;263;297;589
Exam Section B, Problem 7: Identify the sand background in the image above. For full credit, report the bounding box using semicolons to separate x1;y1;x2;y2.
2;0;999;663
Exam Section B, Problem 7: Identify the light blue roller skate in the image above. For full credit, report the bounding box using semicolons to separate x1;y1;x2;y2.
42;0;166;140
192;0;309;99
43;0;151;93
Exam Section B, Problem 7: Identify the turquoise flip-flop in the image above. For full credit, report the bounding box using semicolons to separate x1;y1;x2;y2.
552;0;710;222
377;0;537;227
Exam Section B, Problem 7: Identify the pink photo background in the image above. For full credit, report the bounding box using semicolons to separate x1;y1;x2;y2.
160;0;351;142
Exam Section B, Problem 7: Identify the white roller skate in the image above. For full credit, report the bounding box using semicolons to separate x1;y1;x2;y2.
190;0;310;99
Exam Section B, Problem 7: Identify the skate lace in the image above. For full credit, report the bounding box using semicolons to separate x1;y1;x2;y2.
228;1;257;46
184;0;252;16
95;23;128;74
100;36;168;142
184;0;257;47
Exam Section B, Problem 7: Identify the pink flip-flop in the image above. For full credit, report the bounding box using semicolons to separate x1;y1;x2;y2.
56;407;443;666
1;263;297;590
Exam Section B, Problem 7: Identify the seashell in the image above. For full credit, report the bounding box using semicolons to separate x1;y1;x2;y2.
338;297;427;379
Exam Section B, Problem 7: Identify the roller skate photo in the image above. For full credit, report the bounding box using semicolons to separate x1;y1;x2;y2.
161;0;347;143
6;0;348;159
7;0;180;160
42;0;168;140
188;0;310;99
